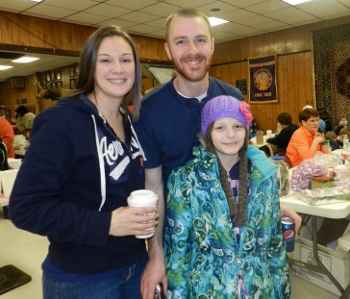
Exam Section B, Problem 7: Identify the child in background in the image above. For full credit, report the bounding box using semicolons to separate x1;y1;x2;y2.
164;95;290;298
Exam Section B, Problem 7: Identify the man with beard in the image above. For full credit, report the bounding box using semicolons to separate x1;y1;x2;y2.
136;9;301;299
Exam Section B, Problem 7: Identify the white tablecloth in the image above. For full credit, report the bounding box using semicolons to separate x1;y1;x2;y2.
8;158;22;169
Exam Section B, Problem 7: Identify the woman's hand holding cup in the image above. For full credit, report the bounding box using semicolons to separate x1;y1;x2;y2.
109;190;159;238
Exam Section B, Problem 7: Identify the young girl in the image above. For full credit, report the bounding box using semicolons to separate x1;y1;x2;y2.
9;26;158;299
164;95;290;298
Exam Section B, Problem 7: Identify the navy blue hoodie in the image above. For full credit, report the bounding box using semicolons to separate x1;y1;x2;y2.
9;94;147;274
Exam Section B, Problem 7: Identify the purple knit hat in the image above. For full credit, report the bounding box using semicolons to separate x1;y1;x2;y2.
201;95;253;135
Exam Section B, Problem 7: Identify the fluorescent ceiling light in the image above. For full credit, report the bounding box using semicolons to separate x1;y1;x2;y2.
208;16;229;27
0;65;14;71
12;56;40;64
30;0;44;2
281;0;313;5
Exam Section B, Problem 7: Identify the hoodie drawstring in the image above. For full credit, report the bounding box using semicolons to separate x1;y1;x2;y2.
91;114;107;211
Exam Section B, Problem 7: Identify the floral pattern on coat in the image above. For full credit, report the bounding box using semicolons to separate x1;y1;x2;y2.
164;146;291;299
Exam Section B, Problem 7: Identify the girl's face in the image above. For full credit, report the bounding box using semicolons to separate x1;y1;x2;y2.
211;117;246;159
94;36;135;101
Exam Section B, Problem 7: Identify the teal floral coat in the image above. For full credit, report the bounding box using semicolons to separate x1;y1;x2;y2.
164;146;291;299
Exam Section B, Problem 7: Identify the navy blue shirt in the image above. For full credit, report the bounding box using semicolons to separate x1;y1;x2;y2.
136;77;243;183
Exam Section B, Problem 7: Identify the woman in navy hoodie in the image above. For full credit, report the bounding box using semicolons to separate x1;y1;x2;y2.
9;26;158;299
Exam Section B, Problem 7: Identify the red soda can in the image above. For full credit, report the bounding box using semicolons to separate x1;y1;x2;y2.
281;216;295;252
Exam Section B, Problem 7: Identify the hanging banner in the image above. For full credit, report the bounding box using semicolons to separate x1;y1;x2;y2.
249;56;277;103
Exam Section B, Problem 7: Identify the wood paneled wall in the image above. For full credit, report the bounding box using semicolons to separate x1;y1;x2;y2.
213;27;313;64
0;11;168;61
211;52;314;130
211;27;315;130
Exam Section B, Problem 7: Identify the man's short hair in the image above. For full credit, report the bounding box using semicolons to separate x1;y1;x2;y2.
299;108;319;123
165;8;212;41
277;112;292;126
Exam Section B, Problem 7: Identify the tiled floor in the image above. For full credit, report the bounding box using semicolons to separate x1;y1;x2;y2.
0;212;339;299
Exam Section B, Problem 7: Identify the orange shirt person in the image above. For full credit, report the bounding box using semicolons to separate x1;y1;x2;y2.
286;108;329;167
0;114;15;158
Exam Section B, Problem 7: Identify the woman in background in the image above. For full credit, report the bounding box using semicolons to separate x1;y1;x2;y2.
9;26;158;299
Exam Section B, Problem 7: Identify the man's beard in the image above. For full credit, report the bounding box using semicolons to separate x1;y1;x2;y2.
173;53;211;82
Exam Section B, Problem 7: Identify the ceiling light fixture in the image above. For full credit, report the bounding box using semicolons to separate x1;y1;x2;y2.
12;56;40;64
281;0;313;5
30;0;44;2
208;16;229;27
0;65;14;71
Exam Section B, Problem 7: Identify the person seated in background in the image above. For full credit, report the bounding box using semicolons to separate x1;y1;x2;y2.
13;127;29;159
337;127;350;147
318;108;332;132
325;131;341;151
334;117;348;135
318;118;326;133
15;105;36;139
0;108;15;158
286;108;330;167
267;112;298;155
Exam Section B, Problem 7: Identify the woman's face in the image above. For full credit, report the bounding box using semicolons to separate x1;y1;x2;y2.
211;117;246;159
94;36;135;100
302;116;320;134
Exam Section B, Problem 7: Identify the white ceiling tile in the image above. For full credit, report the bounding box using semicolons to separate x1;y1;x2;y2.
338;0;350;7
325;11;350;19
97;18;138;28
198;1;240;15
43;0;95;11
290;18;322;27
140;3;179;17
106;0;158;10
128;24;159;34
84;3;130;18
263;6;319;24
119;11;160;23
0;0;35;11
213;22;258;35
249;19;289;30
220;0;266;8
140;23;165;33
247;0;290;14
227;10;277;25
63;12;109;25
24;4;76;19
164;0;213;8
145;17;167;28
297;0;350;19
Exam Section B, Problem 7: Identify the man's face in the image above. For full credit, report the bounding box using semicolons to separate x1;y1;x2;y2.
165;16;214;82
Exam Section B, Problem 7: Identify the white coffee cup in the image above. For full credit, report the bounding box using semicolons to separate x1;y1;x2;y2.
127;189;158;239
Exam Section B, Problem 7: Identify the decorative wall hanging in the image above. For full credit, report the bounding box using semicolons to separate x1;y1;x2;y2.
248;56;277;103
